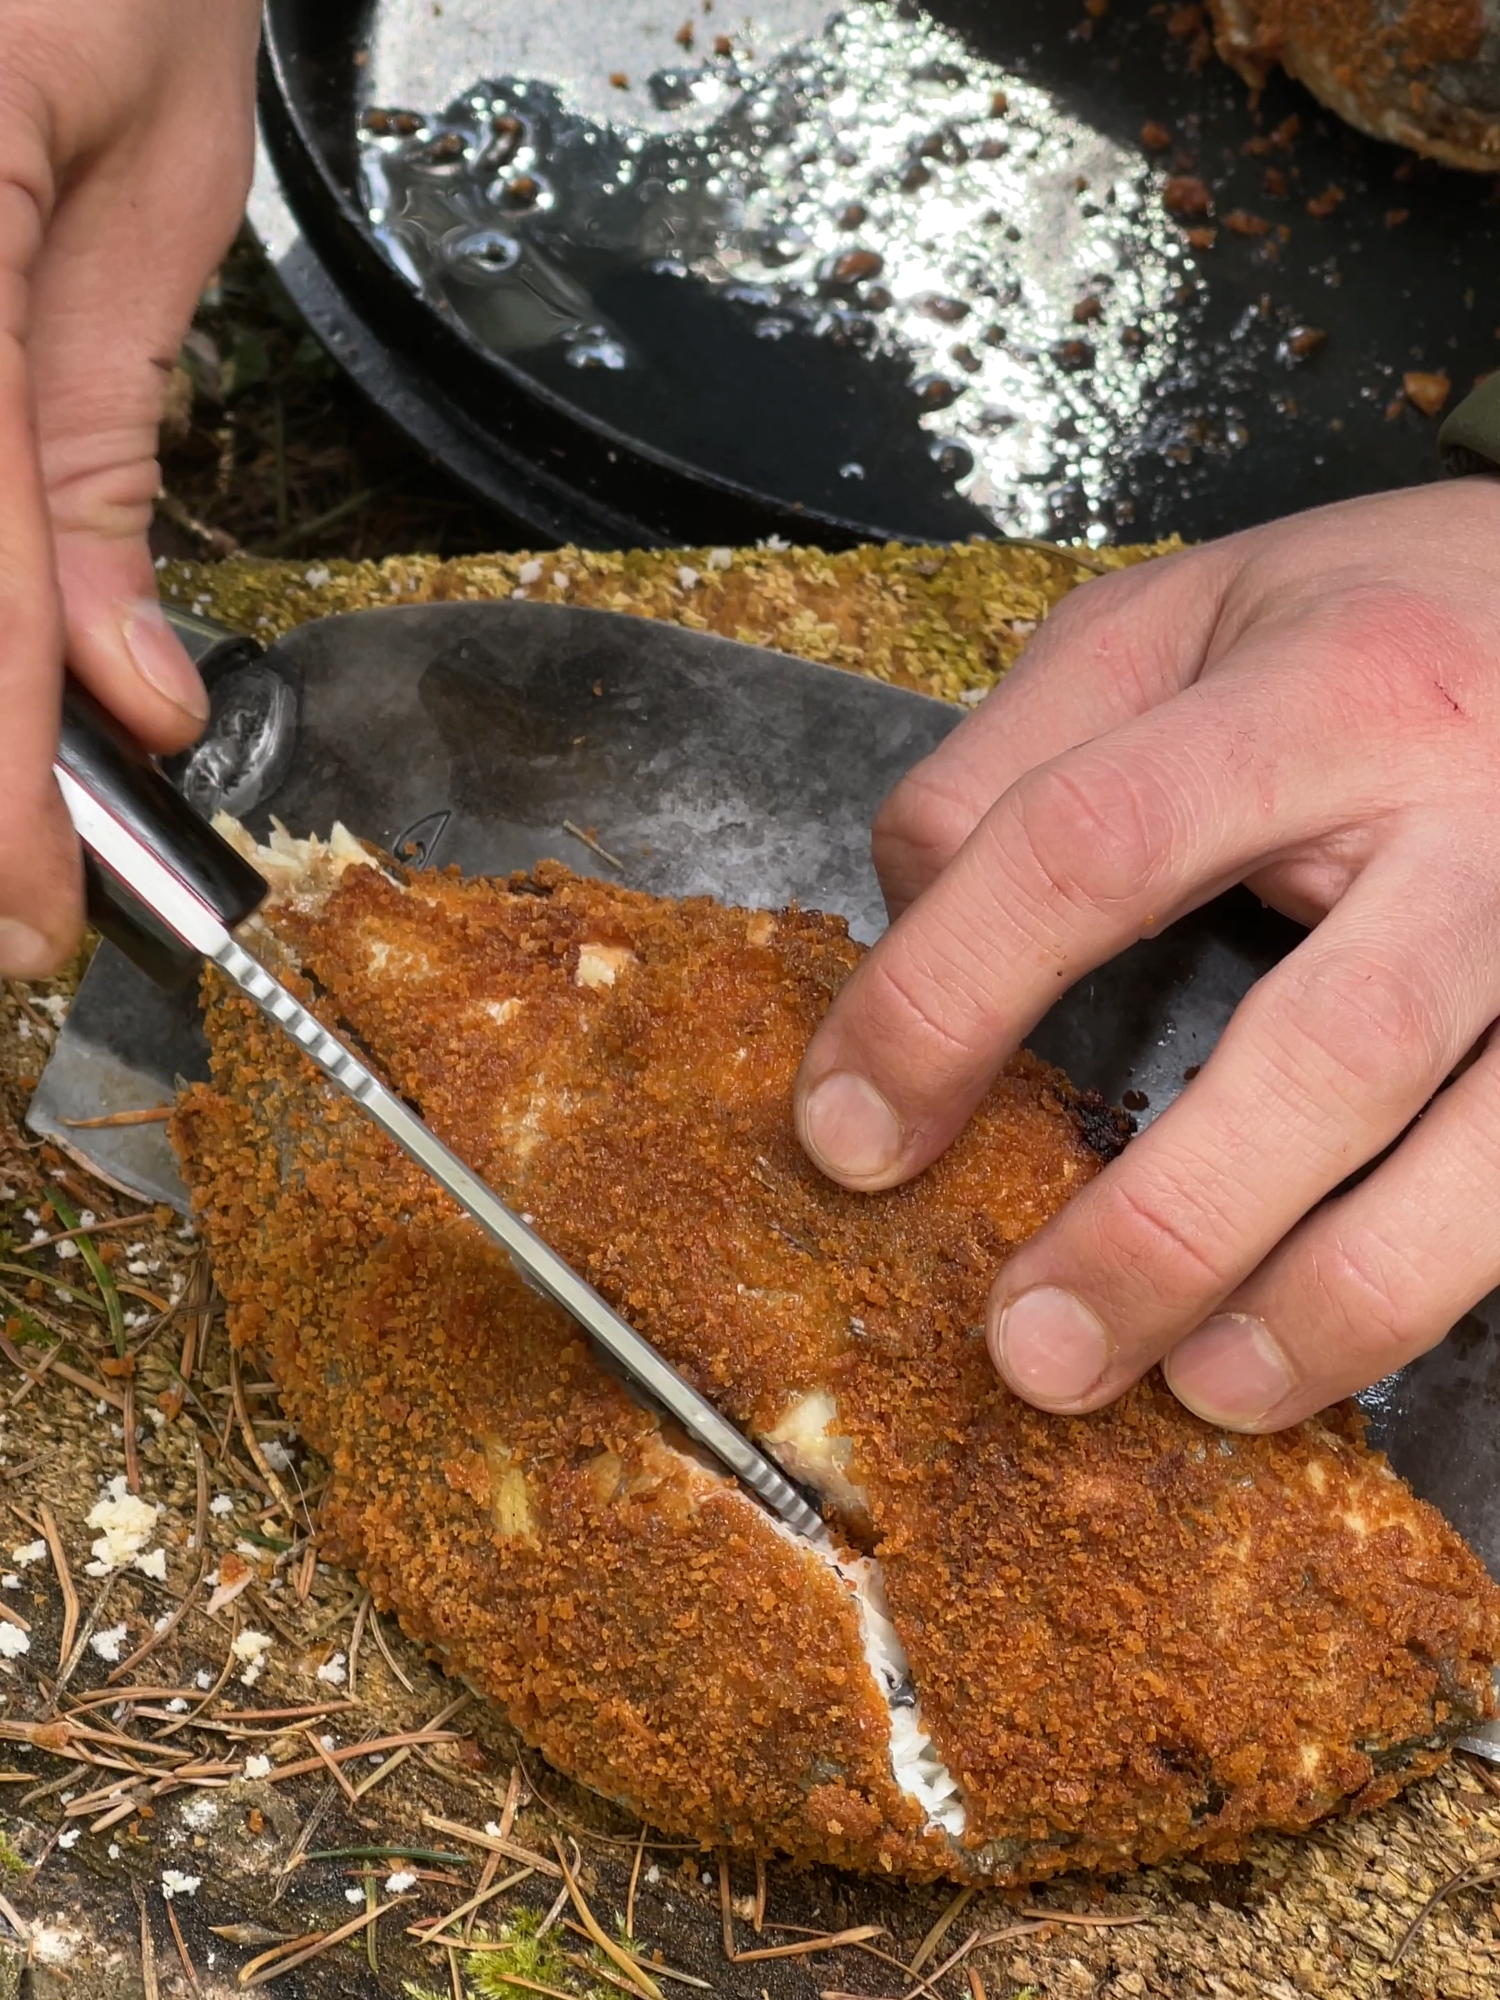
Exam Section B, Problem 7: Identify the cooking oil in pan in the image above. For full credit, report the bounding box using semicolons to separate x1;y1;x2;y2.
359;0;1200;540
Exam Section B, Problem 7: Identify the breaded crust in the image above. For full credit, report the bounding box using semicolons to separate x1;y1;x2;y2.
172;847;1500;1882
1210;0;1500;172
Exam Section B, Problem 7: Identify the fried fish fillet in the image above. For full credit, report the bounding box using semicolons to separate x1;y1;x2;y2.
1210;0;1500;172
170;824;1500;1884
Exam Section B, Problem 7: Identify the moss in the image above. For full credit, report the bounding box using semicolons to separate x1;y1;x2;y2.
466;1906;594;1997
0;1832;28;1877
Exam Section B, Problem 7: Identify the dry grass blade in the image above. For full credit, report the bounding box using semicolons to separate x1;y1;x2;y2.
121;1367;141;1496
260;1726;467;1786
497;1761;522;1838
562;820;623;869
561;1926;712;1990
165;1890;201;1993
467;1762;524;1941
718;1851;736;1961
53;1572;115;1700
368;1603;414;1693
422;1813;562;1878
0;1599;28;1634
1390;1845;1500;1963
754;1853;767;1933
901;1924;1050;2000
237;1898;410;1987
304;1726;360;1804
449;1972;573;2000
412;1865;534;1943
907;1885;976;1975
732;1927;888;1966
217;1701;361;1725
229;1344;299;1522
0;1328;126;1411
1;1331;54;1407
17;1210;158;1252
553;1834;663;2000
1017;1907;1148;1929
347;1692;469;1801
108;1562;205;1684
347;1589;371;1697
534;1879;570;1942
61;1108;172;1129
154;1611;240;1739
627;1820;647;1939
967;1970;988;2000
0;1887;30;1946
135;1884;160;2000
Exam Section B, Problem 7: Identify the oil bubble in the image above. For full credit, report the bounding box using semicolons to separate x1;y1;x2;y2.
442;228;524;282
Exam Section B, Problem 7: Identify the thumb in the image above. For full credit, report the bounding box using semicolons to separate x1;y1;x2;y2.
52;519;209;753
31;155;226;752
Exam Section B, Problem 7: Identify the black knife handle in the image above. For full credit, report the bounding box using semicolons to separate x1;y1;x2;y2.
56;676;268;991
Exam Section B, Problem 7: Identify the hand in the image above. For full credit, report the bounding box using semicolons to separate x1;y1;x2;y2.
0;0;261;975
795;481;1500;1432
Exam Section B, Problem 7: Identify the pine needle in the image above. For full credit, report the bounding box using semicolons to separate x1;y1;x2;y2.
135;1884;159;2000
553;1834;663;2000
237;1897;411;1986
165;1891;201;1993
61;1108;172;1129
626;1820;647;1939
229;1345;298;1522
410;1865;534;1943
368;1602;415;1692
422;1814;562;1879
907;1886;976;1974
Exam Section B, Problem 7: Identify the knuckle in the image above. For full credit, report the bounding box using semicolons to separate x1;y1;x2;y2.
1084;1172;1238;1304
1264;957;1441;1114
1312;1226;1436;1370
860;936;990;1074
872;768;972;887
1005;756;1171;919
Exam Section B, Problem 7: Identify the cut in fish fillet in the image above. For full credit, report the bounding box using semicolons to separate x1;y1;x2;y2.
171;825;1500;1882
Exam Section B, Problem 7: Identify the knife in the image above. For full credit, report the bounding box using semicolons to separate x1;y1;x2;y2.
51;673;826;1546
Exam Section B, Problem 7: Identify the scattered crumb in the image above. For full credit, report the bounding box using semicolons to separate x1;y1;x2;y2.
90;1624;129;1664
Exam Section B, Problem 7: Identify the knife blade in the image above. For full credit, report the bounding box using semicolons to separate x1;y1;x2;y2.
52;681;826;1546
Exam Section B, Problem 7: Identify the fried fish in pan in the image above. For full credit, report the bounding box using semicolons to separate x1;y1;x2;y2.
169;824;1500;1883
1209;0;1500;172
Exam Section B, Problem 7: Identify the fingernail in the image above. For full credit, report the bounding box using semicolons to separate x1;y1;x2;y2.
991;1286;1111;1408
0;919;57;978
801;1072;903;1182
1165;1313;1295;1429
121;599;209;722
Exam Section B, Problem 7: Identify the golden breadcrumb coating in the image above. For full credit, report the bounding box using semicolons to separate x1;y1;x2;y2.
1210;0;1500;172
172;851;1500;1883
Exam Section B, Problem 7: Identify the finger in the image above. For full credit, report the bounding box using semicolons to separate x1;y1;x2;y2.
1163;1024;1500;1430
873;543;1236;916
0;176;81;973
797;640;1374;1192
985;842;1498;1415
30;99;254;750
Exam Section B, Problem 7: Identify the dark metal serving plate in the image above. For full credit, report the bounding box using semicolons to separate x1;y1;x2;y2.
256;0;1500;547
30;605;1500;1626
